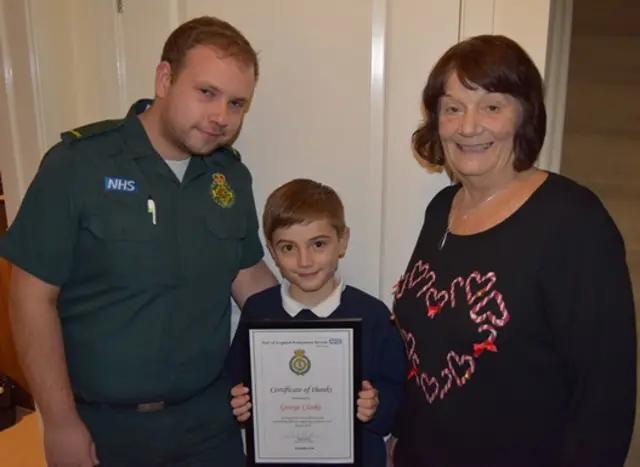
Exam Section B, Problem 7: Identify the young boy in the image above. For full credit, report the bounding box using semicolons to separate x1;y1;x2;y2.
225;178;405;467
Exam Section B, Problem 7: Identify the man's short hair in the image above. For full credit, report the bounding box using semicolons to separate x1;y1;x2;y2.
161;16;259;79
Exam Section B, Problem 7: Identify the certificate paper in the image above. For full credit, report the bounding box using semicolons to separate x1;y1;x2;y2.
246;320;361;466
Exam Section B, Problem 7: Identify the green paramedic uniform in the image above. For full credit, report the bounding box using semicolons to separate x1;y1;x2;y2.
0;99;265;466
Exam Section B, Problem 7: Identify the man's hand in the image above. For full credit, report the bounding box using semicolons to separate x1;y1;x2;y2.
43;415;99;466
230;384;252;423
357;380;379;423
231;261;277;309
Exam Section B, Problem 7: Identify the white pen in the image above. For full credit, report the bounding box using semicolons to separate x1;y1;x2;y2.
147;196;157;225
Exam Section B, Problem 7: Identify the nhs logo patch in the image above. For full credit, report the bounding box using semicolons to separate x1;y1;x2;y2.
104;176;137;193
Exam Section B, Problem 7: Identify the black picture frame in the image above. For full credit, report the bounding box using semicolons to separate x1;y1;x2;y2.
243;318;363;467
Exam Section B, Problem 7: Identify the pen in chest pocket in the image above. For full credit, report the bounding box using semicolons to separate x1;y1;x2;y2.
147;196;157;225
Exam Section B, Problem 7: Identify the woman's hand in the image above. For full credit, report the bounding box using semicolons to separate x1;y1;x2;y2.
386;436;397;467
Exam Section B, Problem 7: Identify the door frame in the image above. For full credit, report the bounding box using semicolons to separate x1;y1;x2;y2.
0;0;28;222
539;0;574;173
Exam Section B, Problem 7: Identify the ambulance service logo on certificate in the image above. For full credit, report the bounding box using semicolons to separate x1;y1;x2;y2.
289;349;311;376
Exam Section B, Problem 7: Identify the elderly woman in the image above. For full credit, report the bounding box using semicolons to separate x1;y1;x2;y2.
389;35;636;467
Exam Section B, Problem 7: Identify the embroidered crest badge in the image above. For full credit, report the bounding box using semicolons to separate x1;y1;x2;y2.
289;349;311;376
210;173;235;208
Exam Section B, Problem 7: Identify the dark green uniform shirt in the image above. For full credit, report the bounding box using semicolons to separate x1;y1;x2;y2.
0;99;264;404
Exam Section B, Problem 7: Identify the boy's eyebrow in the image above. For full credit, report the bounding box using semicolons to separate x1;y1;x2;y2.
274;234;332;245
308;235;331;241
274;238;294;245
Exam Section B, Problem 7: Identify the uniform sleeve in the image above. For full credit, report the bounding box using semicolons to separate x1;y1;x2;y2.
539;195;636;467
365;305;407;437
225;294;258;386
239;172;264;270
0;144;79;287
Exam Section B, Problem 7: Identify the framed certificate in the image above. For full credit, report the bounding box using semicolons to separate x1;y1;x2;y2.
244;319;362;466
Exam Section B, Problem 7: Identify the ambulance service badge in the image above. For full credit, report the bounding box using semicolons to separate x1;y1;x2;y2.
210;173;235;208
289;349;311;376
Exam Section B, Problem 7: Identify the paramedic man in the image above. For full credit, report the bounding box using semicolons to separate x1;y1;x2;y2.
0;16;277;467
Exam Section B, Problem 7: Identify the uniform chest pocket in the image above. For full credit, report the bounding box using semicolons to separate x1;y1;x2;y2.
86;214;154;242
203;212;246;276
82;213;158;284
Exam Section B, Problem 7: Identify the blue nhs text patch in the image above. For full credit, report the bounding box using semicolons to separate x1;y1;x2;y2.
104;176;137;193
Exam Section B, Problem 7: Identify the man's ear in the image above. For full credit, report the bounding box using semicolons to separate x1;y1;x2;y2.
155;61;173;98
338;227;350;259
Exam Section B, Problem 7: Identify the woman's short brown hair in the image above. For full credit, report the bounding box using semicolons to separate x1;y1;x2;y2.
262;179;346;243
161;16;259;79
412;35;546;172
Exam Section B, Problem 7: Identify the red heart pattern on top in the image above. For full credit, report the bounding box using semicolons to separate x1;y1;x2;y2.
393;263;510;404
426;288;448;318
447;351;475;387
409;260;432;289
420;373;440;403
465;271;497;305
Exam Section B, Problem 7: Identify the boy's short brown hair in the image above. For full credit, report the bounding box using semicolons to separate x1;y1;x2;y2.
161;16;259;79
262;179;346;243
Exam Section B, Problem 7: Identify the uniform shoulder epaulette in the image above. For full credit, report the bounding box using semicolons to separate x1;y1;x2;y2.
60;119;124;145
210;145;243;167
215;145;242;162
229;146;242;161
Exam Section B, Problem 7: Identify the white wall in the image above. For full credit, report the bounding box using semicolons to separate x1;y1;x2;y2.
0;0;47;222
69;0;124;124
0;0;554;306
381;1;458;305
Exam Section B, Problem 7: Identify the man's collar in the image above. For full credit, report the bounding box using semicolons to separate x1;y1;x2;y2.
281;278;345;318
121;99;156;159
126;98;153;118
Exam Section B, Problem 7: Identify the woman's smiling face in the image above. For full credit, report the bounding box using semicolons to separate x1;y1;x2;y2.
438;72;521;179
